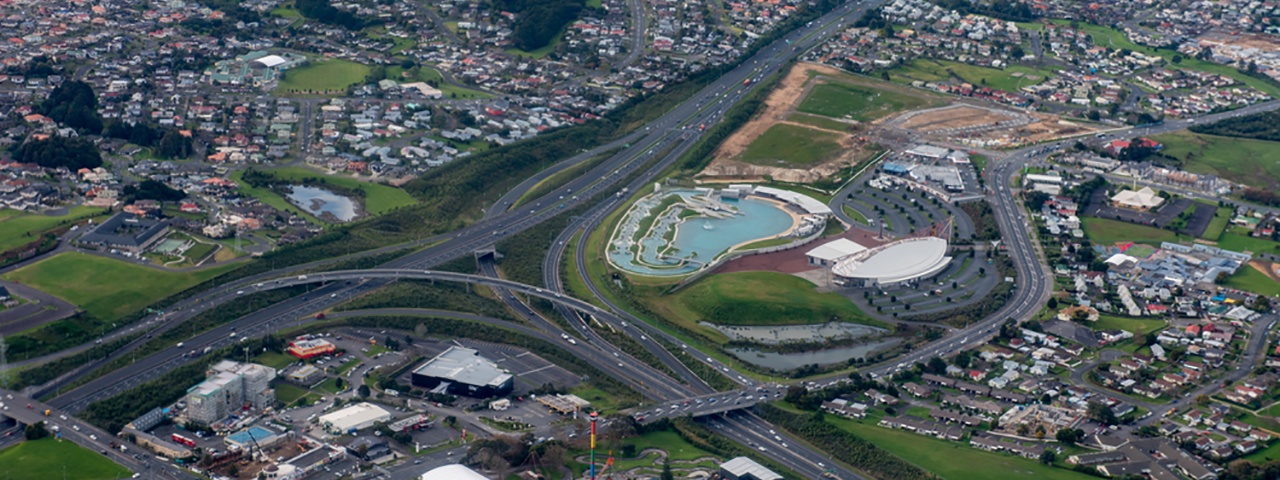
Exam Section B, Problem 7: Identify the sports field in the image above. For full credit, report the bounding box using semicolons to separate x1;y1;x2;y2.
1080;217;1186;246
275;59;370;94
2;253;240;320
1216;231;1280;255
740;124;843;166
890;59;1055;92
0;206;105;251
797;82;934;122
0;438;132;480
1153;131;1280;190
665;271;878;328
259;166;417;215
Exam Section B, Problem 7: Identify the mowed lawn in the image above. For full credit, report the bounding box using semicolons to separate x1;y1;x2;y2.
1225;265;1280;297
823;414;1095;480
0;438;132;480
890;59;1055;92
670;271;880;327
260;166;417;215
1093;315;1166;336
797;82;933;122
1154;131;1280;190
1081;216;1186;246
0;206;105;251
275;59;370;94
3;253;240;320
740;124;843;166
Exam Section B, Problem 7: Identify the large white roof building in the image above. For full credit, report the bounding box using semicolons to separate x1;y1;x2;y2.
318;402;391;433
420;464;488;480
831;237;951;286
1110;187;1164;210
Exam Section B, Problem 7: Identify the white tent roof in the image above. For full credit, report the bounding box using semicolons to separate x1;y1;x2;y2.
420;465;488;480
806;238;867;262
1110;187;1163;209
254;55;288;68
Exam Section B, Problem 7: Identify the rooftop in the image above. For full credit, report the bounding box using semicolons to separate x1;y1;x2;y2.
413;346;512;388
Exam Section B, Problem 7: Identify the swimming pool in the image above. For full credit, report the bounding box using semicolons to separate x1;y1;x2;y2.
608;189;796;276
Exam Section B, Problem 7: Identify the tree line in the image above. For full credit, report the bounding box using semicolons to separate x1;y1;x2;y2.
296;0;376;30
757;404;938;480
493;0;586;52
1190;110;1280;142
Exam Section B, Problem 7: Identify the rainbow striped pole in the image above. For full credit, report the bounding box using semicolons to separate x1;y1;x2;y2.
590;411;599;480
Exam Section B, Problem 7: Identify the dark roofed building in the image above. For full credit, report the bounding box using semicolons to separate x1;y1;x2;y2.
76;212;169;253
345;436;390;462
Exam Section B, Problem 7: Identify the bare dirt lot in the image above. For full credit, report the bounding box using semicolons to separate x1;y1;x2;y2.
892;104;1095;147
701;63;914;183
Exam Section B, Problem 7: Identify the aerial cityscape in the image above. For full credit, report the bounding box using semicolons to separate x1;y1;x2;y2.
2;0;1280;478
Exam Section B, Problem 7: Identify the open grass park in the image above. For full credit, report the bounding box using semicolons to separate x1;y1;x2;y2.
889;59;1055;92
657;271;879;330
796;404;1094;480
740;123;843;166
798;81;936;122
0;438;132;480
1154;131;1280;190
1093;315;1166;337
1225;265;1280;297
2;252;240;320
0;206;106;252
1080;216;1186;246
259;166;417;215
275;59;371;94
569;429;720;478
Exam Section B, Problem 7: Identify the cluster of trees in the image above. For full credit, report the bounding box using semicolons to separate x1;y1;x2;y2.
41;80;103;134
124;179;186;202
493;0;586;51
1190;110;1280;141
296;0;374;30
11;55;60;77
1240;188;1280;208
932;0;1038;22
757;405;937;480
1223;459;1280;480
104;122;195;159
958;200;1000;240
13;135;102;170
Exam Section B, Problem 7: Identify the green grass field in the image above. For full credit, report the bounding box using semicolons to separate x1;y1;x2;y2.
258;166;417;215
1202;206;1234;240
666;272;880;328
0;438;132;480
572;429;720;477
1081;216;1186;246
843;204;869;224
3;253;239;320
0;207;106;252
1092;315;1166;337
797;82;934;122
275;59;371;94
1216;231;1280;255
821;414;1093;480
274;383;314;405
253;351;298;370
890;59;1055;92
1154;131;1280;190
740;124;843;166
1225;265;1280;297
229;170;322;223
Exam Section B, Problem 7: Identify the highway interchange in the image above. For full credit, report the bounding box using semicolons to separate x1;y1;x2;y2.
13;1;1280;478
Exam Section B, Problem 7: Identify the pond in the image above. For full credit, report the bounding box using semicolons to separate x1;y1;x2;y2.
286;185;357;222
726;338;901;371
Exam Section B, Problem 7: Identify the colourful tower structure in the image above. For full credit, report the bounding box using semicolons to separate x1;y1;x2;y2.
590;411;599;479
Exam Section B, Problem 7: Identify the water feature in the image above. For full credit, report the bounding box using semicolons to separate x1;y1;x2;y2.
726;338;902;370
286;185;357;222
609;189;796;275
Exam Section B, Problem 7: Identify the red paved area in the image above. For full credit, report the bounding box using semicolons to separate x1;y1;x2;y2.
715;226;890;274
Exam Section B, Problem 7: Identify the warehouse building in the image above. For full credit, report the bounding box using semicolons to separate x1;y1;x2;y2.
318;402;391;434
410;346;513;398
720;457;783;480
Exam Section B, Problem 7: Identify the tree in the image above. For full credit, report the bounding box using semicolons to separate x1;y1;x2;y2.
156;129;194;159
1047;297;1058;309
24;421;48;440
1039;449;1056;465
40;80;103;134
358;384;371;398
1087;402;1118;426
925;357;947;375
660;457;674;480
335;378;345;390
